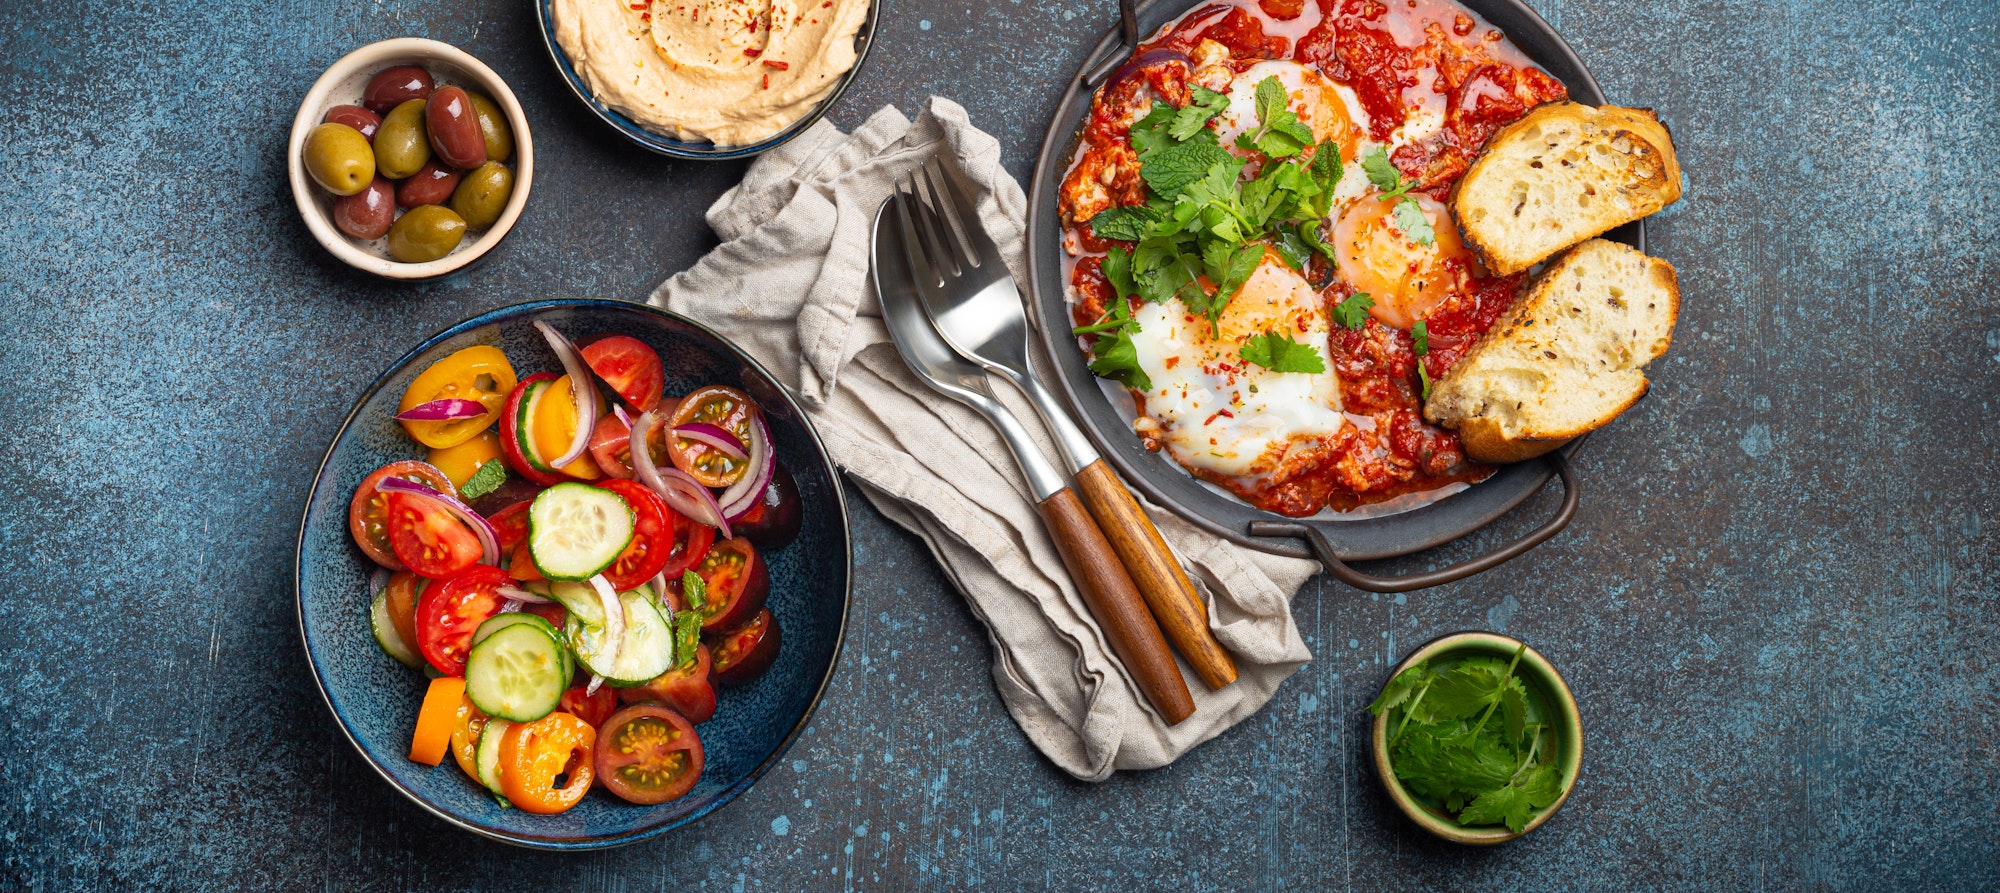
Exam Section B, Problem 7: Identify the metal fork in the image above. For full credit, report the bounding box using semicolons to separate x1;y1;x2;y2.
897;159;1240;692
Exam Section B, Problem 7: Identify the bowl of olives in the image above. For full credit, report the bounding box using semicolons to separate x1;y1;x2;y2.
288;38;532;280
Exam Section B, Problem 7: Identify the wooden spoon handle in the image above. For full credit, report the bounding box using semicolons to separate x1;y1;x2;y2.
1035;487;1196;725
1072;459;1240;690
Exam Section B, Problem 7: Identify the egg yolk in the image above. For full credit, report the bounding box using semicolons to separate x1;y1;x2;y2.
1295;78;1363;165
1332;192;1473;329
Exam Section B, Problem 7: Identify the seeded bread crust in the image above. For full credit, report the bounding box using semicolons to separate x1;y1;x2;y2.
1451;103;1682;276
1424;239;1679;463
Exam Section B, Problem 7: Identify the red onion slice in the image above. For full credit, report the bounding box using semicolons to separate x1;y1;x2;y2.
369;567;392;597
613;403;632;428
532;321;599;469
585;673;606;696
717;413;774;520
374;477;500;566
497;584;553;604
632;409;732;538
395;398;488;421
673;422;748;460
589;574;624;677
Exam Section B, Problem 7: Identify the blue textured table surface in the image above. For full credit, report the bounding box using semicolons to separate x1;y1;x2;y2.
3;0;1996;889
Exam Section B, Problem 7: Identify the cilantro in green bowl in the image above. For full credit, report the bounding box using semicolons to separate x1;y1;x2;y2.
1368;632;1582;844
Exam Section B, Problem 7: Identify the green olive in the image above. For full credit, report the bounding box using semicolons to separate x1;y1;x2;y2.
450;162;514;231
387;205;466;263
373;99;432;180
303;123;375;196
465;90;514;163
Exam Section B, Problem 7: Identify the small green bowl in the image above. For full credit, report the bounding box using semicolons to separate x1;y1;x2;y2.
1370;631;1583;844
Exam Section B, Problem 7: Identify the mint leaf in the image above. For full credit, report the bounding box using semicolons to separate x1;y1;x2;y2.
1088;205;1155;242
1138;128;1235;197
681;569;707;611
672;609;703;669
1458;763;1565;832
1332;292;1374;330
1309;139;1343;187
1232;77;1315;159
1393;196;1435;246
1254;76;1287;124
458;460;507;501
1169;87;1230;140
1240;330;1326;374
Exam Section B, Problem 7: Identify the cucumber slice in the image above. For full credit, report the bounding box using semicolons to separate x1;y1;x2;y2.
528;483;634;581
515;380;553;472
465;623;567;722
474;612;574;683
369;588;421;669
474;719;513;801
558;582;674;684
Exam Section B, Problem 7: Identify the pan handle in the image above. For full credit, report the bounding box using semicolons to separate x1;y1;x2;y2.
1248;452;1579;593
1082;0;1143;87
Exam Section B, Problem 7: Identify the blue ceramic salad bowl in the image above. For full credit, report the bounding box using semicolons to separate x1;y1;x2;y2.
295;298;851;849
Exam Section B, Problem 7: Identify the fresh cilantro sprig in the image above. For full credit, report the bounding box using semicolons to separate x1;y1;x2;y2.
1332;293;1374;330
1073;247;1153;392
1367;645;1563;833
1239;330;1326;374
1412;319;1433;398
1360;146;1436;247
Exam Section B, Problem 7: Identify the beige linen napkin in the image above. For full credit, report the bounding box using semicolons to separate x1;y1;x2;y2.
650;98;1318;781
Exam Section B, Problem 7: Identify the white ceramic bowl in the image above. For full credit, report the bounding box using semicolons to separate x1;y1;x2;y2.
288;38;534;280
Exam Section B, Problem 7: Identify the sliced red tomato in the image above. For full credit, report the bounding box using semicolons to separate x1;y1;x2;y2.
384;491;482;579
592;479;675;591
733;462;802;550
559;685;618;728
587;413;636;479
662;511;717;579
666;385;759;488
618;643;716;723
415;565;510;676
580;335;665;410
498;372;566;487
692;537;768;632
523;600;566;631
593;704;703;805
499;712;596;814
348;461;456;569
709;608;781;686
508;540;546;583
487;500;533;553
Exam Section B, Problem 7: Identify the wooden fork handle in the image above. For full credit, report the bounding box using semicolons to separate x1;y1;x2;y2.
1036;488;1196;725
1073;459;1240;690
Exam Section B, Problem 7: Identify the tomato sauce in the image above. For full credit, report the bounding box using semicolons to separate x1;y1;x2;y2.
1060;0;1566;517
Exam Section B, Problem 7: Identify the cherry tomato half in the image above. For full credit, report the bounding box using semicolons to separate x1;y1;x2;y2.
450;697;489;780
498;373;566;487
529;375;605;481
593;479;675;591
426;429;503;489
523;601;567;631
382;571;422;652
661;504;718;579
692;537;768;633
666;385;759;488
559;685;618;728
733;462;802;550
487;500;533;554
618;643;717;723
594;704;703;806
348;461;456;569
398;345;518;450
415;565;510;676
384;491;483;579
587;413;635;480
500;712;597;814
580;335;665;411
709;608;781;687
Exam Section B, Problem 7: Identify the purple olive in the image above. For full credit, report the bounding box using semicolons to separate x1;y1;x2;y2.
395;161;462;209
362;65;434;115
424;86;487;170
322;104;382;140
332;177;396;240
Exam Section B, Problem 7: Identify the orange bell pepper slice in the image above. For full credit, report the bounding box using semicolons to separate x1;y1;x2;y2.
409;676;467;766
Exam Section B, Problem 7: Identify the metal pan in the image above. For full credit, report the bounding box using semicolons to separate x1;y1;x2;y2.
1026;0;1642;591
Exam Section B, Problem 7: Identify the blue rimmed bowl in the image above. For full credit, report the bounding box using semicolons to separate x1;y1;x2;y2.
295;298;851;849
533;0;880;159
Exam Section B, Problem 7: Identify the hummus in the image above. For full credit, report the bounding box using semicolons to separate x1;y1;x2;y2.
553;0;869;145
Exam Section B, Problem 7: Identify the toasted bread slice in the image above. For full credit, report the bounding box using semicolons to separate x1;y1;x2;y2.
1452;103;1682;275
1424;239;1678;463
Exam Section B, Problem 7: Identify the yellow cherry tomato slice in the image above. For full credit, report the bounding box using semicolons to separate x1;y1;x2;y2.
409;676;466;766
450;696;490;781
499;711;596;814
530;374;603;480
427;429;503;489
399;346;518;450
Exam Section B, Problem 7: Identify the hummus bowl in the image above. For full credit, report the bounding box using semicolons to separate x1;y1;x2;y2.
535;0;879;159
288;38;534;280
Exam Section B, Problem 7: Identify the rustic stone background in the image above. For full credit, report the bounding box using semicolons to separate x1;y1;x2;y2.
3;0;1995;888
